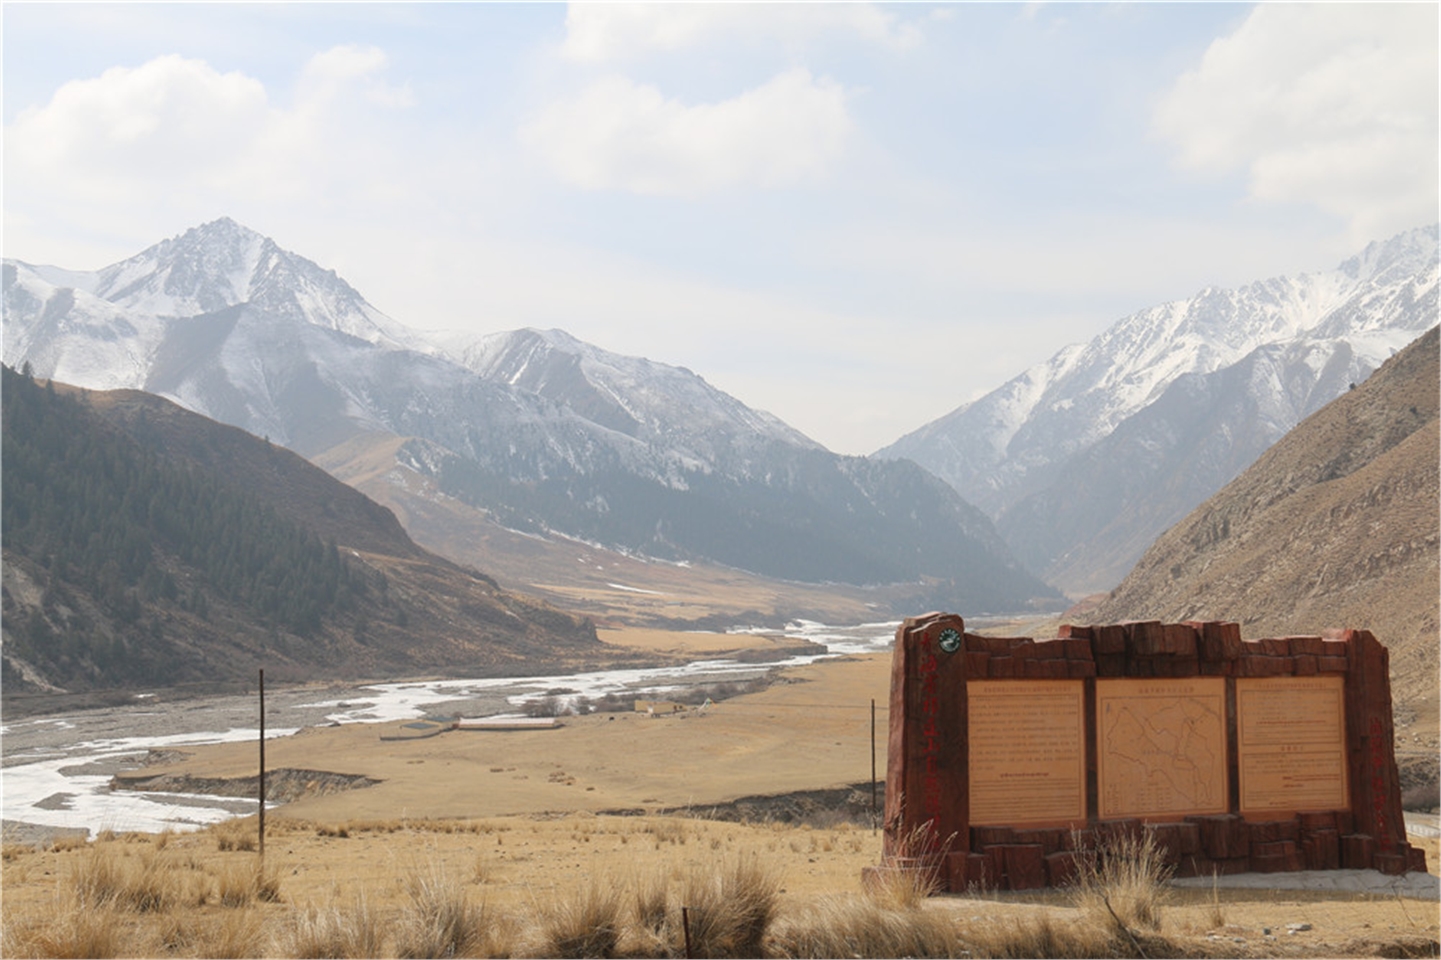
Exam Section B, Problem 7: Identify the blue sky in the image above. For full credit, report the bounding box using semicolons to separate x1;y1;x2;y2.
4;3;1436;454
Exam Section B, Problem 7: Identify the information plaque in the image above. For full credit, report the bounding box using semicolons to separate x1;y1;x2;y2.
1096;678;1228;820
968;680;1085;825
1237;675;1347;814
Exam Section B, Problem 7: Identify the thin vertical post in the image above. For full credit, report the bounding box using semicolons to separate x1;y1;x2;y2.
871;697;877;834
258;668;266;857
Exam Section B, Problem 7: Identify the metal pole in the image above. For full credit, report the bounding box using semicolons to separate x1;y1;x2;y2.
258;668;265;858
871;698;877;834
681;906;694;959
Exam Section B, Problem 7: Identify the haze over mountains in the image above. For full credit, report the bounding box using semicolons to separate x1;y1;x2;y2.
5;218;1436;620
3;219;1054;615
877;226;1439;595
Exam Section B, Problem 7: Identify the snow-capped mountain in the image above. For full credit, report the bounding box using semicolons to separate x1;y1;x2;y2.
3;220;1057;611
448;327;822;461
4;218;434;396
877;225;1440;595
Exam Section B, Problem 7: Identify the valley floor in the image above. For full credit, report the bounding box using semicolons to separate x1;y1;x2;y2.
4;627;1438;958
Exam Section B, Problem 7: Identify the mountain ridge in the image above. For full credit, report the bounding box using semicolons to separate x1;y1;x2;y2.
878;224;1439;594
3;220;1057;612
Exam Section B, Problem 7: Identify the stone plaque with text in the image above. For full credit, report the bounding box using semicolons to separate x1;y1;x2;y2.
1237;675;1347;814
968;679;1086;825
1097;677;1228;820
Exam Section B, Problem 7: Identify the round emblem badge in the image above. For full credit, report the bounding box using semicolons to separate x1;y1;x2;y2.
937;627;962;654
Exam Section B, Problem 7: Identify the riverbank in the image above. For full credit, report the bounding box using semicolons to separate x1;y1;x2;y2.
1;623;897;837
109;652;893;824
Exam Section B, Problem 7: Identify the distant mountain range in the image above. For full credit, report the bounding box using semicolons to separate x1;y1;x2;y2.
1090;325;1438;737
3;219;1057;615
877;226;1439;594
9;218;1433;613
1;366;608;696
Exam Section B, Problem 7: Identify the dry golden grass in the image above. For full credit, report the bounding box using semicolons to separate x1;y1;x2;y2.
535;875;626;958
1071;829;1173;938
770;891;963;958
194;908;268;959
215;819;259;853
863;860;942;910
1;904;129;959
392;861;492;959
282;894;385;959
117;653;896;827
1;817;1437;958
214;856;282;907
678;853;782;958
68;844;194;912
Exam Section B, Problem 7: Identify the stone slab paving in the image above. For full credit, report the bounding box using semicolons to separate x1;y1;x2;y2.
1173;867;1438;899
1403;811;1439;838
1172;813;1438;898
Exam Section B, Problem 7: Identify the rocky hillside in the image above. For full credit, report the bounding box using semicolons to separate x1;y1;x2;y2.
879;226;1438;595
1;367;610;698
4;220;1057;613
1090;326;1439;736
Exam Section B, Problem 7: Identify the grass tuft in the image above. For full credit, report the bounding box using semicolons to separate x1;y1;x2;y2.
863;861;941;910
677;853;781;958
285;895;385;959
69;845;189;913
394;862;490;958
192;908;266;959
771;894;962;958
2;906;127;959
214;857;282;907
1072;829;1172;937
213;819;258;853
537;877;625;958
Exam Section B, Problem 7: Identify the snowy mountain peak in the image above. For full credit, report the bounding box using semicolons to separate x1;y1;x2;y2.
7;218;434;357
2;221;1054;607
1338;223;1439;286
91;217;270;316
448;327;823;453
878;224;1441;517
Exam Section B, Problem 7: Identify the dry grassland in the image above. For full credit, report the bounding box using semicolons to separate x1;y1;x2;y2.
8;637;1439;957
3;815;1437;958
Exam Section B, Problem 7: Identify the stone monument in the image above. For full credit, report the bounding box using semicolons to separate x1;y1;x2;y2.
875;612;1427;892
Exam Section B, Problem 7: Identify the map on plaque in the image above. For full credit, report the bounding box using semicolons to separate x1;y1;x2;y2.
1097;678;1228;820
968;680;1086;825
1237;676;1348;814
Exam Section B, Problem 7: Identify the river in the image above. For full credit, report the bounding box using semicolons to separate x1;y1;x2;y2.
1;620;899;838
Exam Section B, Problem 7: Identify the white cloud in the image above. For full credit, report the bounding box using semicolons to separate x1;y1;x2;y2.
1153;4;1438;242
6;55;270;196
4;48;414;260
520;68;851;195
298;44;414;109
561;3;922;62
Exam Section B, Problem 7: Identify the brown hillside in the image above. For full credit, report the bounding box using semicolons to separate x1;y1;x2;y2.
1092;327;1439;742
88;391;428;562
3;380;632;705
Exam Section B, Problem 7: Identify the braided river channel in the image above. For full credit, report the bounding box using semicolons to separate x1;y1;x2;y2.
3;621;905;838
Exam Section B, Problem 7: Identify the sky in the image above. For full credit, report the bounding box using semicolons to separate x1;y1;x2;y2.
3;3;1437;455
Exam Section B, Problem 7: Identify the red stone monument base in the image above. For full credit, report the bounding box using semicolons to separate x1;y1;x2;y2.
875;815;1429;894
